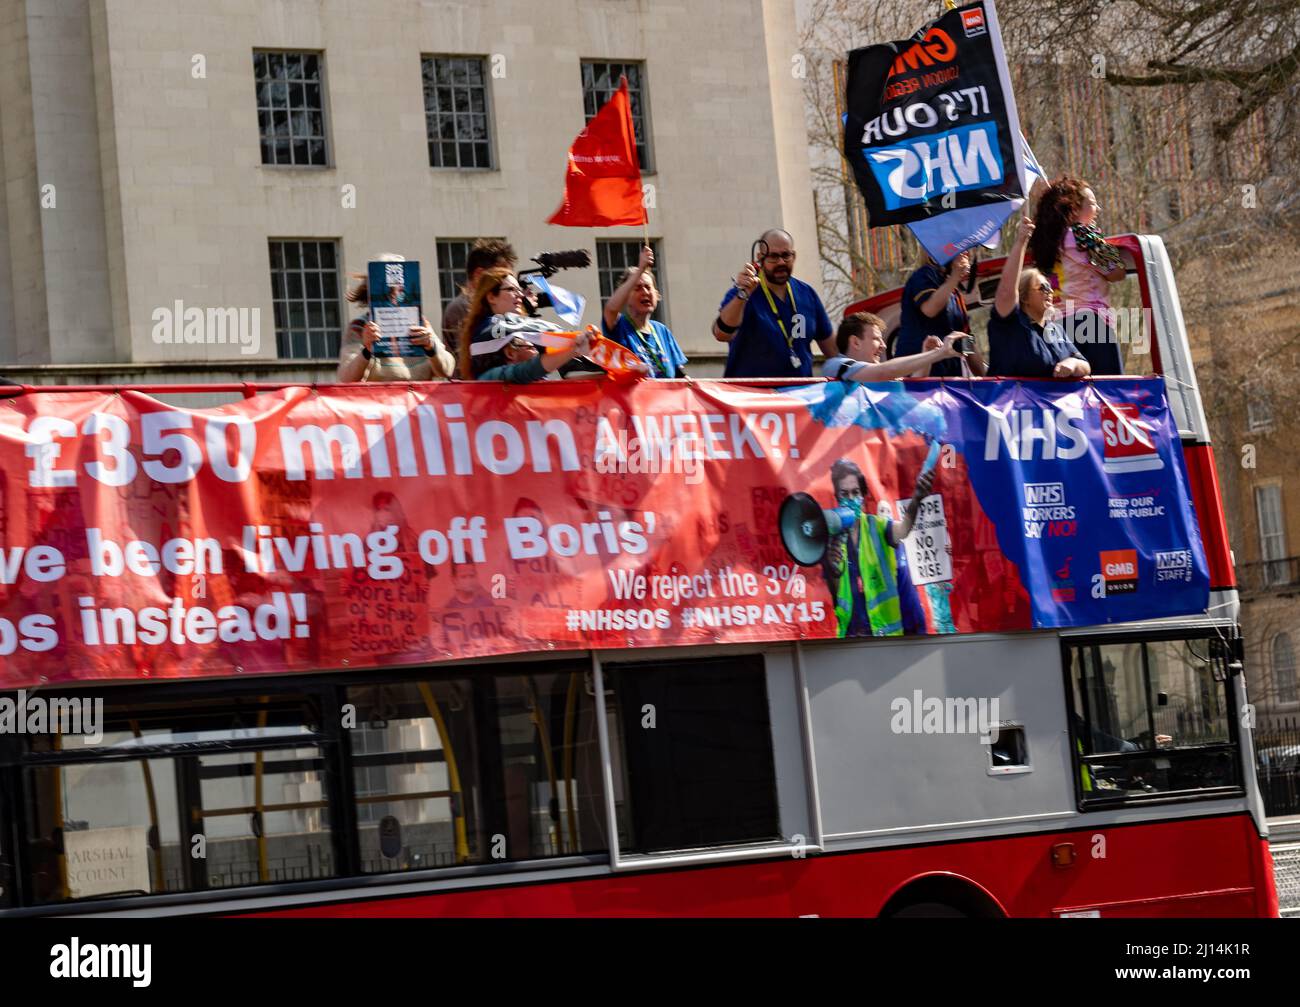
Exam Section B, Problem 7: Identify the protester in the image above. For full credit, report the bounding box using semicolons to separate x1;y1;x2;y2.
336;253;455;382
824;312;965;382
601;246;687;379
822;458;932;638
471;328;594;383
1029;176;1126;375
459;267;596;383
896;252;987;377
987;218;1091;380
714;228;834;378
441;239;517;355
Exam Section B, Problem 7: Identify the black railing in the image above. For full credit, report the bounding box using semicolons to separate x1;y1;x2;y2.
1256;717;1300;817
1237;557;1300;594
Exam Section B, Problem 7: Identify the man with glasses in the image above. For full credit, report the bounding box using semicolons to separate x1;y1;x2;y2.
713;228;834;378
987;217;1091;379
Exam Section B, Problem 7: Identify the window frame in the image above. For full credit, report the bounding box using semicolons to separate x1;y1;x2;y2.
1060;630;1245;812
421;54;497;171
253;49;332;169
1272;632;1298;706
268;237;344;360
0;661;617;912
579;59;654;174
596;238;667;327
592;650;799;872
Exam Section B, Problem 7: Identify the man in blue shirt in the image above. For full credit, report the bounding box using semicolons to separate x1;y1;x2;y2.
714;228;834;378
601;245;687;378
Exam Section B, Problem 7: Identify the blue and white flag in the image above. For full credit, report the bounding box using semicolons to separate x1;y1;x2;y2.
1020;131;1046;192
905;132;1048;263
526;275;586;327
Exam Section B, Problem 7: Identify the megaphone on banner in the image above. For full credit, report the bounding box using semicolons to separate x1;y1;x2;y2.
778;493;859;567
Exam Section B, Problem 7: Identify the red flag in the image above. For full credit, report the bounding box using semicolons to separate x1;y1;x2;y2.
548;77;647;227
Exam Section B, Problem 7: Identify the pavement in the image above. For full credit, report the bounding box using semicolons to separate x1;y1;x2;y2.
1269;816;1300;917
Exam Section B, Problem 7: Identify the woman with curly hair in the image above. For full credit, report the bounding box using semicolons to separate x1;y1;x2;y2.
1029;176;1127;375
457;267;595;383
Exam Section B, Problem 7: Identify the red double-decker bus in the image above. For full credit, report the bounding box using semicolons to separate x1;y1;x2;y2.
0;235;1277;918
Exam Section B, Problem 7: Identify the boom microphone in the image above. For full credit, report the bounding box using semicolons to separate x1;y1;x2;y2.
533;249;591;272
778;493;858;567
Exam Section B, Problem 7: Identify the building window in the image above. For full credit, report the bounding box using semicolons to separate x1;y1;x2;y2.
1246;389;1273;432
1255;484;1288;585
597;239;666;324
422;56;493;169
581;61;651;171
435;239;476;311
254;51;328;167
269;239;342;359
1274;633;1298;705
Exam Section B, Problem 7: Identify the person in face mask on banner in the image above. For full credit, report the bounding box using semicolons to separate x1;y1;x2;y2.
714;228;835;379
822;458;933;638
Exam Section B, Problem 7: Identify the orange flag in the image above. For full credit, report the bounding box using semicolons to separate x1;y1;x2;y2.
543;326;650;379
548;77;647;227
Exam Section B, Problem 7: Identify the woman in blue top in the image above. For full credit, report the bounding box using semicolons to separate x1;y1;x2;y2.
987;217;1092;380
896;251;987;377
601;246;687;378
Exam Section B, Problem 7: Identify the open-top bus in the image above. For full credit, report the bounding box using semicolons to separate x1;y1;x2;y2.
0;234;1277;917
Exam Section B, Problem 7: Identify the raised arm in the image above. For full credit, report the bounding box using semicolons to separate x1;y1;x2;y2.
713;261;759;343
846;333;962;382
603;245;654;330
919;253;970;318
336;319;379;382
994;216;1034;319
889;469;936;545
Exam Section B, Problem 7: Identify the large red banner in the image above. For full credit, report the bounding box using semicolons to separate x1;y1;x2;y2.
0;378;1207;688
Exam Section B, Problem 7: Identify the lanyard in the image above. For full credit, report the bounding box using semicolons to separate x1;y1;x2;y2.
759;275;800;353
623;313;668;377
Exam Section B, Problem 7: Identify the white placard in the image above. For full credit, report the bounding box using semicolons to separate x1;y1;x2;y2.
894;493;951;586
64;825;152;898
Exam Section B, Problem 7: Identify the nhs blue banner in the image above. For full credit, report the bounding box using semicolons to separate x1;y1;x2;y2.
778;377;1210;635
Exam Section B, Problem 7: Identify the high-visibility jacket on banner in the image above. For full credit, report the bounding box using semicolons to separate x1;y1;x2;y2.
833;514;903;638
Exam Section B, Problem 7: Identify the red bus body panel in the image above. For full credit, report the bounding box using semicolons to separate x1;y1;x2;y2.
249;814;1276;918
1182;443;1236;591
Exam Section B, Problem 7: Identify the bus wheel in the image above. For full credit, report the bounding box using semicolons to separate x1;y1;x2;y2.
887;901;969;918
879;877;1004;919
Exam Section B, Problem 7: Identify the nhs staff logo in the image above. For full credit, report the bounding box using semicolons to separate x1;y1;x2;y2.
865;122;1004;211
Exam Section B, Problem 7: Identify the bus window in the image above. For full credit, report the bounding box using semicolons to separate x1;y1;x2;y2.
20;691;333;904
346;679;485;873
195;747;335;889
489;672;611;859
24;758;182;904
1066;636;1240;807
605;656;780;854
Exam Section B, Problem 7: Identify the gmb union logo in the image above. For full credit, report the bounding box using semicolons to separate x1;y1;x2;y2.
961;7;987;38
1155;549;1194;583
884;27;958;83
1096;549;1138;596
